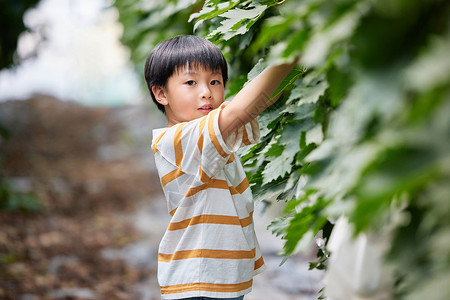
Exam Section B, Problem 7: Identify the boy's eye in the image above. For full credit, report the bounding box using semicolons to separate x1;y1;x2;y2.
210;80;221;85
186;80;196;86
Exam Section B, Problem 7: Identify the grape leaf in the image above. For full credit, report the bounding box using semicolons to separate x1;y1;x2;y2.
208;5;268;40
189;0;240;22
262;155;293;184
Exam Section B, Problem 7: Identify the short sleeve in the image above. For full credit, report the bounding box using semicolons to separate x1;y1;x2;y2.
151;102;260;180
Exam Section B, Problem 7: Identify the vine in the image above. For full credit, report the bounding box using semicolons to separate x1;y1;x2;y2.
114;0;450;298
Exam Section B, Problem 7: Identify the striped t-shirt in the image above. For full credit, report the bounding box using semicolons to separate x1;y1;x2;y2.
151;103;265;299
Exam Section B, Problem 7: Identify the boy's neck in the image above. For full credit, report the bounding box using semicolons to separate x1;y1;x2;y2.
167;120;177;127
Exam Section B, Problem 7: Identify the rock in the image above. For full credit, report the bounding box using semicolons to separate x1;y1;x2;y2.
48;255;80;275
100;195;168;271
132;277;161;300
48;288;96;299
271;259;323;295
101;240;157;270
19;294;38;300
6;177;33;193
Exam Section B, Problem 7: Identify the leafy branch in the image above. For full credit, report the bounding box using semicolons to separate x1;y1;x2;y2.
114;0;450;298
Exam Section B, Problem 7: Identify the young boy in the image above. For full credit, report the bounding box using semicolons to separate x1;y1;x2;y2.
145;35;296;300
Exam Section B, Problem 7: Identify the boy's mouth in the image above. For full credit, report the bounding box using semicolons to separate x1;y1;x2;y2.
198;104;213;113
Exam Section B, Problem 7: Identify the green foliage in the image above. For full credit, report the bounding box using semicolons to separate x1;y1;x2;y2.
116;0;450;298
0;123;42;213
0;181;42;213
113;0;202;77
0;253;17;265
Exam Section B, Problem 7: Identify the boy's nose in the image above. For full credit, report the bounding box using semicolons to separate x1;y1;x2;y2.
200;85;212;99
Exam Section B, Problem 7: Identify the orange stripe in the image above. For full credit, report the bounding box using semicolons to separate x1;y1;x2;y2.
161;168;185;187
229;178;249;195
158;248;255;262
235;177;250;194
169;208;177;216
174;123;186;167
229;186;238;195
184;183;208;198
171;179;231;216
226;154;235;164
168;213;253;231
208;110;228;158
239;211;253;227
199;167;211;183
184;179;228;198
152;130;167;154
168;214;241;231
161;279;252;294
242;126;252;145
197;116;207;154
254;256;264;270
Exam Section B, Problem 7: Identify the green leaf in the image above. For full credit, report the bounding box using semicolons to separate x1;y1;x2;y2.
269;66;306;101
283;197;329;255
351;144;439;233
326;65;352;107
252;175;289;203
261;121;305;184
285;102;317;120
246;58;266;82
208;4;268;40
287;76;328;105
262;155;293;184
405;34;450;92
268;215;292;237
262;140;285;157
189;1;240;23
249;14;299;53
302;3;364;66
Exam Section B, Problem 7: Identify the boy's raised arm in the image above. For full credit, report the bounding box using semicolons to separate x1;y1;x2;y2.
219;59;298;139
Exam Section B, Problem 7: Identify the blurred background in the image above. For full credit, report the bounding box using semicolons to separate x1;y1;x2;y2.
0;0;142;105
0;0;167;299
0;0;322;299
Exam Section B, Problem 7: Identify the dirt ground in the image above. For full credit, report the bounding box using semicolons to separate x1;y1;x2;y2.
0;95;164;299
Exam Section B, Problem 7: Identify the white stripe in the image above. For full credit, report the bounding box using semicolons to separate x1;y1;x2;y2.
159;223;255;254
168;189;254;223
160;287;251;300
158;257;254;287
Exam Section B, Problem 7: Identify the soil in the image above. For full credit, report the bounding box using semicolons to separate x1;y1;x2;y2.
0;95;164;299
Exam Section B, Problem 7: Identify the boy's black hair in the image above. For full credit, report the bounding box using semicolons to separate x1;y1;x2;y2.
144;35;228;114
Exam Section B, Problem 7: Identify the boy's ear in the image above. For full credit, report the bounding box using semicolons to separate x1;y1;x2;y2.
152;86;168;106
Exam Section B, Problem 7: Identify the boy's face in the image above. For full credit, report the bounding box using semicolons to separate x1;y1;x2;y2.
153;66;225;126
